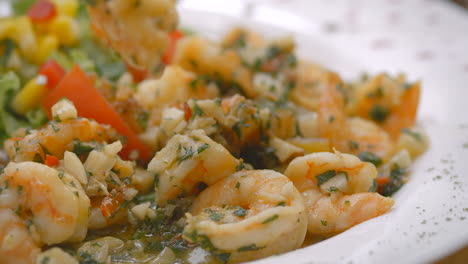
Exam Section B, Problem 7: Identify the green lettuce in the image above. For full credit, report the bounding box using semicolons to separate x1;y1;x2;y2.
0;72;27;144
0;72;48;146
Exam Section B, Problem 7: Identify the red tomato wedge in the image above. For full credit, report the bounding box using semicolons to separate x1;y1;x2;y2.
39;59;66;89
43;66;152;161
162;30;184;65
27;0;57;23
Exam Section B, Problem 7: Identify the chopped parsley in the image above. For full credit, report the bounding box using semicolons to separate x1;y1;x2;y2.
381;165;406;196
137;111;149;131
368;178;377;192
320;220;328;226
262;214;279;224
276;201;287;207
208;211;224;222
237;243;264;252
191;103;204;120
235;161;248;171
401;128;422;142
316;170;336;186
197;143;210;154
369;104;389;123
40;256;50;264
358;151;383;167
233;207;247;217
178;146;195;162
72;140;94;156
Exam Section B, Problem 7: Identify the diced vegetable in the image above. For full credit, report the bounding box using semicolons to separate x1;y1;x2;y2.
11;76;48;115
0;72;28;145
48;15;79;45
45;154;60;167
27;0;57;23
101;188;125;218
13;0;37;15
43;65;152;160
39;59;66;89
35;34;59;64
50;0;79;17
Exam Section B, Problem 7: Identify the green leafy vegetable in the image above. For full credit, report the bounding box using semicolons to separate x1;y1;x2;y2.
0;72;28;145
316;170;336;186
358;151;383;167
12;0;36;15
381;165;406;196
369;104;389;123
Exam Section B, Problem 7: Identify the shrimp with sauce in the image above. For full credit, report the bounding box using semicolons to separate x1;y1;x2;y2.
0;162;90;263
184;169;307;263
346;73;421;140
87;0;178;78
0;162;90;244
0;208;41;264
318;73;395;160
148;129;240;205
4;118;118;163
284;152;394;234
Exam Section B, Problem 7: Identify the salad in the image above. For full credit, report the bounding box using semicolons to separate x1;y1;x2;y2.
0;1;429;263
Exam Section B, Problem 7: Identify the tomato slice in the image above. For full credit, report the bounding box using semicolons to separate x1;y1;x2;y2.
43;66;152;161
39;59;66;89
27;0;57;23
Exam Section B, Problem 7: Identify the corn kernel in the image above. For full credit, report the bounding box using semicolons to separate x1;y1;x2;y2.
11;77;48;115
48;15;79;45
12;16;34;41
51;0;79;17
0;19;16;40
35;35;59;64
13;17;39;62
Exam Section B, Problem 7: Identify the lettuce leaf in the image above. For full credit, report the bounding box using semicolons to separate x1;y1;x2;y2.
0;72;48;146
0;72;27;144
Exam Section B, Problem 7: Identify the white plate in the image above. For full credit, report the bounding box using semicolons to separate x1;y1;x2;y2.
179;7;468;264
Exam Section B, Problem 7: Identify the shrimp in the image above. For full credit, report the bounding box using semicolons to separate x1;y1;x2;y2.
347;73;421;139
290;61;330;111
0;162;90;244
284;152;394;234
148;129;240;205
318;73;394;160
173;36;256;98
4;118;118;163
87;0;178;78
184;170;307;264
0;208;41;264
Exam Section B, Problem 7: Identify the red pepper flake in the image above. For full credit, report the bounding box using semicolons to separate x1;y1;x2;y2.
183;102;192;122
45;155;60;167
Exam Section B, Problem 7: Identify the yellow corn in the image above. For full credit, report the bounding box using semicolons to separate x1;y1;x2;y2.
51;0;79;17
48;15;79;45
0;19;16;40
34;35;59;64
12;17;39;63
11;77;48;115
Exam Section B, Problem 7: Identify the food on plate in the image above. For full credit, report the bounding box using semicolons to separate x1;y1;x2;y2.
0;1;429;263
